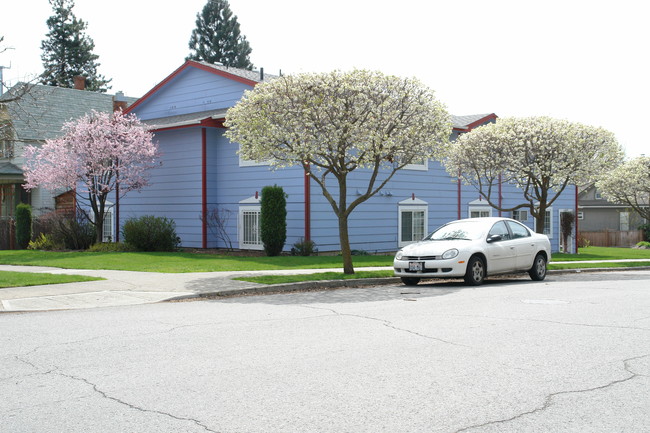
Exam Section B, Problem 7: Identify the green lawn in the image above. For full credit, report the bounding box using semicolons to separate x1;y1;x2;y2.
0;246;648;275
0;271;103;289
551;246;650;261
0;250;393;273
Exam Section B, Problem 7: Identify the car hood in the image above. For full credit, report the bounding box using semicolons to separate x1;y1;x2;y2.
399;239;473;256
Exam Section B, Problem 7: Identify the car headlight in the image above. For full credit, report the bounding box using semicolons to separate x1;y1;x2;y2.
395;250;403;260
442;248;459;259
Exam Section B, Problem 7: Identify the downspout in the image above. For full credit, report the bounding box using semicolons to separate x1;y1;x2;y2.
498;174;503;217
575;184;579;254
304;164;311;241
457;171;461;220
202;128;208;249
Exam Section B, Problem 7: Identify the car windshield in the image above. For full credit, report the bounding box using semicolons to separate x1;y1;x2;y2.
424;221;486;241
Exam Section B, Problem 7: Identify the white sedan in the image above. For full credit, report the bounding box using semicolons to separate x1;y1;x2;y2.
393;217;551;286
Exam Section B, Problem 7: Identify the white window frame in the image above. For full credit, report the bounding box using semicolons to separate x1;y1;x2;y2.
93;201;114;242
468;198;492;218
238;144;271;167
512;209;529;222
534;207;554;238
402;159;429;171
238;195;263;250
398;198;428;247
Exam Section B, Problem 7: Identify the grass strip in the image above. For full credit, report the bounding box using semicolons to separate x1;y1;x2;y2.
0;271;104;289
236;262;650;285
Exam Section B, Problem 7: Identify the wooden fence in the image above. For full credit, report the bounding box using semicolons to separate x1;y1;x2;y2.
579;230;644;247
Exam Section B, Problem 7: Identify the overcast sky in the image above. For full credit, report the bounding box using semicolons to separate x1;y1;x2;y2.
2;0;647;157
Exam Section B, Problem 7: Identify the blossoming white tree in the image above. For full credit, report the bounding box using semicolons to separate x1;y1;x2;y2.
23;110;160;243
597;156;650;222
226;70;452;273
445;116;623;234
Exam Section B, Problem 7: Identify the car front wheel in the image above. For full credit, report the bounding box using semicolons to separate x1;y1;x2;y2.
464;256;485;286
529;253;547;281
401;277;421;286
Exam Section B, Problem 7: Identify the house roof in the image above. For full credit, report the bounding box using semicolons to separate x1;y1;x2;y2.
1;84;138;142
142;108;229;130
451;113;497;131
0;161;24;179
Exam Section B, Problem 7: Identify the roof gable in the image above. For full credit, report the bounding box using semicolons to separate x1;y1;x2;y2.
452;113;497;132
126;61;274;121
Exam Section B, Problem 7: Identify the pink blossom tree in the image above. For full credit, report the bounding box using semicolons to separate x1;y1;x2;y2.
23;109;160;243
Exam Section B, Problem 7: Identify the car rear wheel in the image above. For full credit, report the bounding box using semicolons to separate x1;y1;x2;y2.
529;253;547;281
401;277;421;286
464;256;485;286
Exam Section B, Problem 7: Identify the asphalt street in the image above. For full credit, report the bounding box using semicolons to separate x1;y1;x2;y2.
1;270;649;432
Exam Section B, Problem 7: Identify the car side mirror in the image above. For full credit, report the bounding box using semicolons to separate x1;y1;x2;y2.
487;234;502;243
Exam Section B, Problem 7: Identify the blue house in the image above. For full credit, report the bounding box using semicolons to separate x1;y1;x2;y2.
119;61;577;253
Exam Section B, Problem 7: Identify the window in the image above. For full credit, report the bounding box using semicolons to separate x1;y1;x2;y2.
534;207;553;237
238;144;270;167
577;211;584;220
239;195;263;250
512;209;529;222
469;207;492;218
102;208;114;242
594;190;602;200
0;139;13;159
488;221;511;240
403;158;428;171
507;220;531;239
398;198;428;247
620;212;630;231
0;184;15;218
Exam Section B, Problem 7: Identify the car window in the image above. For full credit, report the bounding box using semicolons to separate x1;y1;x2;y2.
425;222;485;240
488;221;511;241
507;221;531;239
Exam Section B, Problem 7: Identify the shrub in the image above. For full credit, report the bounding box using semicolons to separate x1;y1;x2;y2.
636;241;650;249
260;185;287;256
639;223;650;242
32;211;95;250
87;242;138;252
15;203;32;249
28;233;62;251
122;215;180;252
291;238;317;256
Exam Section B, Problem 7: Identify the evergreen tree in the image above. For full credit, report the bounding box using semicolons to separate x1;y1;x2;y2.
186;0;254;69
40;0;111;92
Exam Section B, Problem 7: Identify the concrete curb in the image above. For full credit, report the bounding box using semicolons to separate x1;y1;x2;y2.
165;266;650;302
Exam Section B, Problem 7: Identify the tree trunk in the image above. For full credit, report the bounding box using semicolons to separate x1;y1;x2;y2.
338;214;354;274
534;207;546;234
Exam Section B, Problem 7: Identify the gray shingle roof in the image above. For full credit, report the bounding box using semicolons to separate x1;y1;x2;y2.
195;61;277;83
1;84;138;142
141;108;229;129
451;114;494;130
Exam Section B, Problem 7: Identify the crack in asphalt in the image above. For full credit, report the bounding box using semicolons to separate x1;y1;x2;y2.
454;354;650;433
301;305;469;347
53;371;220;433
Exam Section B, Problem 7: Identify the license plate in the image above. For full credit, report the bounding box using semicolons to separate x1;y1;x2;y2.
408;262;423;271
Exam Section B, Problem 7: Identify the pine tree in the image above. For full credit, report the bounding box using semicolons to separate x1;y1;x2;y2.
186;0;254;70
40;0;111;92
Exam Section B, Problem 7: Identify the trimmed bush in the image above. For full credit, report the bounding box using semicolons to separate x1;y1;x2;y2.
15;203;32;249
122;215;180;252
260;185;287;256
87;242;138;252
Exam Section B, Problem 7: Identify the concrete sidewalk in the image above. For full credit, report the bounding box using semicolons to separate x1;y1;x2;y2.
0;265;395;312
2;260;650;313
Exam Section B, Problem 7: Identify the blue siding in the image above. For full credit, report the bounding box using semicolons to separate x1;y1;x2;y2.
134;67;253;121
119;128;204;247
118;63;577;254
